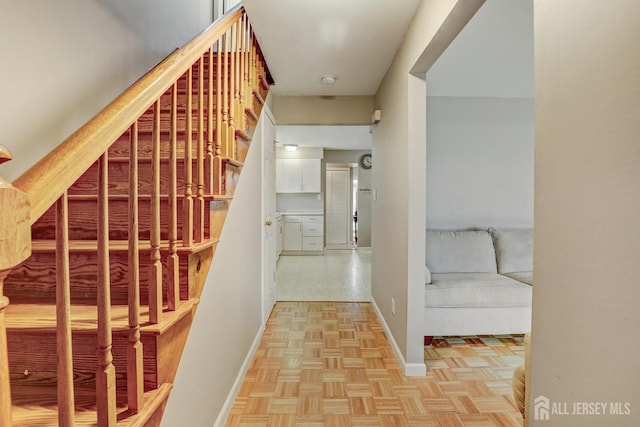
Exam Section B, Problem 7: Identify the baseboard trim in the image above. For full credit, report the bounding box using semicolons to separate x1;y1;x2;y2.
370;297;427;377
213;322;266;427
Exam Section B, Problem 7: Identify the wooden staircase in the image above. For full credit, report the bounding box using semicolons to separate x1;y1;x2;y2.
0;6;272;426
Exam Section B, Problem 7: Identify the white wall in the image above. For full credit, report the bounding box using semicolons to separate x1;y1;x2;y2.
276;125;372;150
162;111;266;427
426;0;533;98
0;0;212;181
426;96;534;229
531;1;640;425
372;0;484;374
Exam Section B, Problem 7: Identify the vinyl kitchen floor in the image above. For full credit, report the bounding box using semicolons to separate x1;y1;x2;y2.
276;249;371;302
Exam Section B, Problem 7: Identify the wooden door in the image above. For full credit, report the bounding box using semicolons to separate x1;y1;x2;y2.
326;167;351;249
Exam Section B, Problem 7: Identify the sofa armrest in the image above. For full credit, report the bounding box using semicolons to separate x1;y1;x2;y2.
425;265;431;284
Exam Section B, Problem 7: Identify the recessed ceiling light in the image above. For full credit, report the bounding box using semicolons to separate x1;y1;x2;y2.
321;75;336;85
283;144;298;152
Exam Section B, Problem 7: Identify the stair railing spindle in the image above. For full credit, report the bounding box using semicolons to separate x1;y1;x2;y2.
243;17;251;128
228;21;237;161
196;57;206;242
238;14;246;134
222;30;230;159
55;191;75;427
206;46;215;195
233;16;242;143
251;30;258;104
127;122;144;413
183;70;194;247
149;100;163;324
213;36;224;195
249;30;254;96
96;152;117;426
168;84;180;310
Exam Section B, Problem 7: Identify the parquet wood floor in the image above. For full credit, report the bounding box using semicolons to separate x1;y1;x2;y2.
226;302;524;426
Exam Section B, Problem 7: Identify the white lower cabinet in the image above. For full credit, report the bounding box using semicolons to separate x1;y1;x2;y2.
282;215;324;254
302;236;323;251
283;221;302;251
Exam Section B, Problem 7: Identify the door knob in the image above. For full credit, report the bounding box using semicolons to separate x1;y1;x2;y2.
265;220;273;226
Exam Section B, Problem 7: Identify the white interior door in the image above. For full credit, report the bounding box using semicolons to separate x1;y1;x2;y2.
326;167;351;249
262;110;276;323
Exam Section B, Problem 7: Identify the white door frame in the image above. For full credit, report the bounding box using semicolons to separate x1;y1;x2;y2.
261;106;277;324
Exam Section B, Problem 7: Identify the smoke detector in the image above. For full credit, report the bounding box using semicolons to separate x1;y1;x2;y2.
321;75;337;85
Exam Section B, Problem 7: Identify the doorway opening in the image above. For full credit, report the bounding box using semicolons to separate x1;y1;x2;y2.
325;163;357;249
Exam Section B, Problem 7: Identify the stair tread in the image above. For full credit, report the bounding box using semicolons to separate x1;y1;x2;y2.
5;298;199;334
245;107;259;122
30;238;219;253
253;90;265;105
234;129;252;142
222;157;244;167
11;383;172;426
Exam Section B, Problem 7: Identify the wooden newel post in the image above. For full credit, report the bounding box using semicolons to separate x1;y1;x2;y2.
0;146;31;427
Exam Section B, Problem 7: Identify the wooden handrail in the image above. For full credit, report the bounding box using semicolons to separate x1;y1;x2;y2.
13;6;244;224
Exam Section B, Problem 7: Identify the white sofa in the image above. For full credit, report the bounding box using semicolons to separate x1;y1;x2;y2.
424;228;533;339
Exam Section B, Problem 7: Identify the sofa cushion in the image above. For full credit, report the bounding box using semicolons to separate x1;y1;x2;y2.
425;273;532;308
426;230;497;274
504;272;533;286
489;228;533;274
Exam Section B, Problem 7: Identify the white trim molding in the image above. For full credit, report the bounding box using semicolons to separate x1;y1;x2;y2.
370;297;427;377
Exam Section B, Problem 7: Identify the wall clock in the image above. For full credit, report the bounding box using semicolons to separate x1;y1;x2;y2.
359;153;372;169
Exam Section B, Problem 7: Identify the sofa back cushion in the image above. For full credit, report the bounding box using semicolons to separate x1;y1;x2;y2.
426;230;497;273
489;228;533;273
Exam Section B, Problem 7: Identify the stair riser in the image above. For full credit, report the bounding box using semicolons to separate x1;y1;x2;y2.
69;158;216;197
133;110;250;135
108;130;210;159
4;250;190;305
7;331;158;402
31;197;215;241
107;126;251;162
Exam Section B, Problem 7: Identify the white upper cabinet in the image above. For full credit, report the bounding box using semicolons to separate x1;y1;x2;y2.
276;158;321;193
301;159;321;192
280;159;302;192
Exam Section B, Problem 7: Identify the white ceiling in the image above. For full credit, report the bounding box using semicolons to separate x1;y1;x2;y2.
246;0;532;150
244;0;533;98
242;0;422;96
